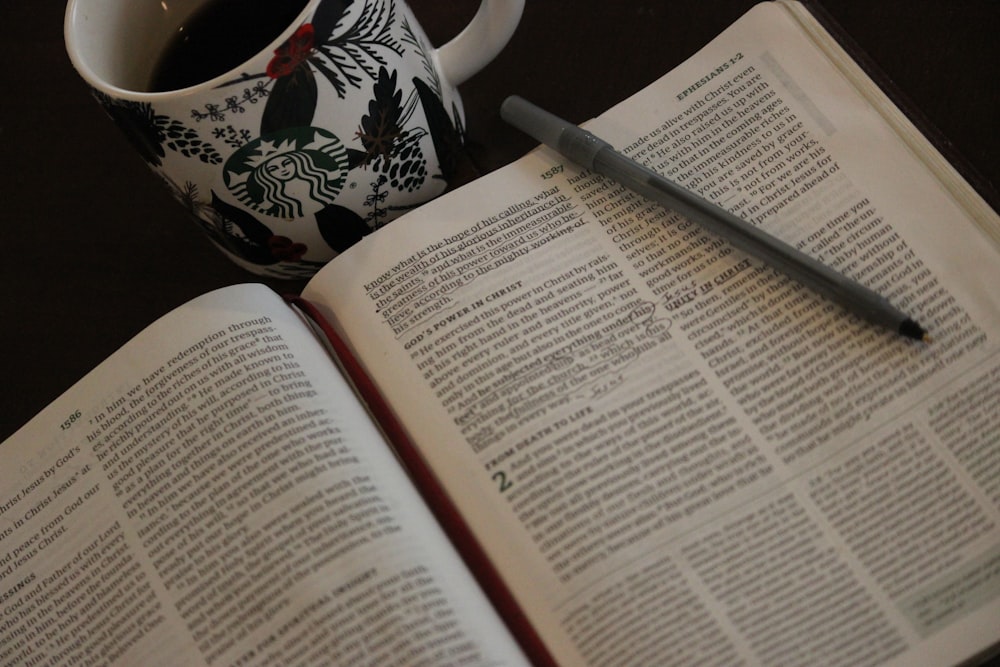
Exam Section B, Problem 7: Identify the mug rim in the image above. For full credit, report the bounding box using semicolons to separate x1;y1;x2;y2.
64;0;323;101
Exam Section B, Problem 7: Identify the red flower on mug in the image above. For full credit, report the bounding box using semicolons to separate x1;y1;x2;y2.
267;24;315;78
268;236;307;261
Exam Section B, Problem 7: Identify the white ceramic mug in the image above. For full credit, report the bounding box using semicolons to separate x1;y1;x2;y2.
65;0;523;278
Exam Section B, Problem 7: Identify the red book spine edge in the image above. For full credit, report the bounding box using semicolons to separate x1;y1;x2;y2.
285;295;558;667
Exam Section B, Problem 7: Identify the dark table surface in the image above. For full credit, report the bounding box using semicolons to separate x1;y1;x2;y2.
2;0;998;441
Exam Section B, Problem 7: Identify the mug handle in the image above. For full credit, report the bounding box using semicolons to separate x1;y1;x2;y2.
435;0;525;86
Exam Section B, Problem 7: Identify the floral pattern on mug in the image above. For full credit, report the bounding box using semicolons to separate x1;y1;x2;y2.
93;91;222;167
77;0;484;279
267;24;315;79
68;0;520;278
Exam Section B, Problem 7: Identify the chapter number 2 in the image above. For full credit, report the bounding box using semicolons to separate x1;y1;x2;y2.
492;471;513;493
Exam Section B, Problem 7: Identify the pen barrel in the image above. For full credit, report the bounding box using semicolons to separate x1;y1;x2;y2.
593;149;908;330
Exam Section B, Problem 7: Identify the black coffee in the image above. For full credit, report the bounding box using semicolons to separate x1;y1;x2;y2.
148;0;309;92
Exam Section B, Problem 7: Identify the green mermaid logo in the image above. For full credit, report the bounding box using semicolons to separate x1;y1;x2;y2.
224;127;348;219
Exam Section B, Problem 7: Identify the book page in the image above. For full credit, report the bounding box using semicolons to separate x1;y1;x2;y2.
303;2;1000;666
0;285;527;666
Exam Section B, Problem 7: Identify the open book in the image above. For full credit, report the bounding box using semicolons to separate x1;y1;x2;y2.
3;2;999;665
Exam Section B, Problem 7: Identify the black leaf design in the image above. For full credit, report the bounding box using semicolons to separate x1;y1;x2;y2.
315;202;372;252
206;191;282;264
311;0;402;98
163;119;223;164
413;77;462;181
311;0;353;43
261;64;318;134
357;67;405;165
345;148;370;169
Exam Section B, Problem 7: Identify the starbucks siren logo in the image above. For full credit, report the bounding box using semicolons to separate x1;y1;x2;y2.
224;127;348;219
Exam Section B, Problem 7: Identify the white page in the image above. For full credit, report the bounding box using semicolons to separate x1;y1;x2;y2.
0;285;528;666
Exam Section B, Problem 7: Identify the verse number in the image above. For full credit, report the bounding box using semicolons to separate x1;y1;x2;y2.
491;471;513;494
60;410;82;431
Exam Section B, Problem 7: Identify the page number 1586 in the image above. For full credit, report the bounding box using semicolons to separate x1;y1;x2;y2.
60;409;82;431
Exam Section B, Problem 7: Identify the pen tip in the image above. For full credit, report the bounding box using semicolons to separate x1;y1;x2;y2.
899;318;929;342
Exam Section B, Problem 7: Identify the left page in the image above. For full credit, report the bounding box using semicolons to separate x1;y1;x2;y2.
0;284;527;666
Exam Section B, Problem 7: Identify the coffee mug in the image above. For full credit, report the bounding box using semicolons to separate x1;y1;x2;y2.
65;0;523;278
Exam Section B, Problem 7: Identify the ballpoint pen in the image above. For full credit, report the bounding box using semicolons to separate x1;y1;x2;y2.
500;96;928;342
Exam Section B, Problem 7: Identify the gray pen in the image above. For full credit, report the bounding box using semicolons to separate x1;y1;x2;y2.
500;95;928;342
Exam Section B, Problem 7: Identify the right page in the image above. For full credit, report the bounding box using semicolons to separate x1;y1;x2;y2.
303;2;1000;665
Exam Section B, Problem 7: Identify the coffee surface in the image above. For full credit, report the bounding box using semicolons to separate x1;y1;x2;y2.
148;0;310;92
